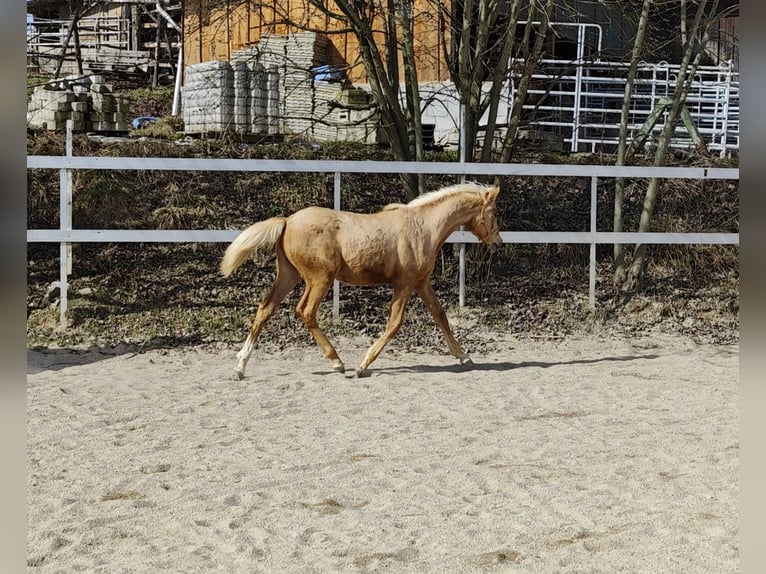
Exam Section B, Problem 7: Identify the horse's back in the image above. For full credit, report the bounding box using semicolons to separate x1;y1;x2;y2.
282;206;405;284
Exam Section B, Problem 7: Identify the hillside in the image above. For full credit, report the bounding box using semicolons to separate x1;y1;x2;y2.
26;132;739;352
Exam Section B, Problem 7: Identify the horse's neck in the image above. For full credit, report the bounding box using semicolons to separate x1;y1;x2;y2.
418;193;480;245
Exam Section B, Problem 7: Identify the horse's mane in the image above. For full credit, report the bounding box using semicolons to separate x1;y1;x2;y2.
381;182;493;211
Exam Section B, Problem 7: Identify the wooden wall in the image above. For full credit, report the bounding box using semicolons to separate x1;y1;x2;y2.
182;0;450;83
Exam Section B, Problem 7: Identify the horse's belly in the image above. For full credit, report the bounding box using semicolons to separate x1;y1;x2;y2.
336;263;391;286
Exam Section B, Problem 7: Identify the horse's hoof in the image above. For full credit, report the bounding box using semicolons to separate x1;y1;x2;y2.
460;357;474;367
231;370;244;381
332;362;346;374
356;368;371;378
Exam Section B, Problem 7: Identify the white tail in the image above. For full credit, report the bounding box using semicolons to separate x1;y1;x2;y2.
220;217;287;276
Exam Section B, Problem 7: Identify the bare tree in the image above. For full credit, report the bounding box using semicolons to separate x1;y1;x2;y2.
53;0;97;78
498;0;553;165
299;0;428;199
613;0;653;285
622;0;721;292
435;0;553;166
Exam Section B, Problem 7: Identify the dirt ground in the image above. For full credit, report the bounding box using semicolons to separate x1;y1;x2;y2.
27;330;738;573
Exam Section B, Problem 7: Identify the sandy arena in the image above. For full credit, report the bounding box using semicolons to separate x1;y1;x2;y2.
27;332;738;572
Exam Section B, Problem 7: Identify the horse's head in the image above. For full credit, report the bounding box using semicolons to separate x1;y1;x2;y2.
468;186;503;253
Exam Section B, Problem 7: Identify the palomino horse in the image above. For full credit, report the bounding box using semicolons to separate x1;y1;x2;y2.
221;181;502;379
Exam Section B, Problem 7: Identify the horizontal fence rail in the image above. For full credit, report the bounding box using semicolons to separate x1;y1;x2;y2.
27;145;739;326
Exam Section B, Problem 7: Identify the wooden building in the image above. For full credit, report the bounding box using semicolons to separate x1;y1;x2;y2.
181;1;739;81
182;0;450;83
27;0;181;80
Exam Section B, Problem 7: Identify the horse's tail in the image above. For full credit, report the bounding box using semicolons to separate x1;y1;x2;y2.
220;217;287;277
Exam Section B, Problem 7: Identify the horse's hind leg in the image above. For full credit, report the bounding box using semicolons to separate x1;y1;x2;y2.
416;281;473;366
233;252;299;381
356;285;413;377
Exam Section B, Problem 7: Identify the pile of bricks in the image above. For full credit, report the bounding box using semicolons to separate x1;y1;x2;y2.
27;75;130;132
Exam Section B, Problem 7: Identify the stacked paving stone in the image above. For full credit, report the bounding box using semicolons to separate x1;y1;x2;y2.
181;31;376;142
313;81;342;141
312;82;376;143
256;34;289;135
230;46;269;135
334;86;377;143
283;32;329;137
231;60;250;134
182;61;235;134
27;75;130;132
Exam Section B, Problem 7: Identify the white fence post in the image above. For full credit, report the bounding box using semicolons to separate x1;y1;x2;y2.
58;120;73;326
589;176;598;309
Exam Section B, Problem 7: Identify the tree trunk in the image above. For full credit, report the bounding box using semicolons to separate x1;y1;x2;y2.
312;0;422;199
613;0;652;287
479;0;523;164
73;19;83;75
398;0;426;195
499;0;552;165
54;14;79;78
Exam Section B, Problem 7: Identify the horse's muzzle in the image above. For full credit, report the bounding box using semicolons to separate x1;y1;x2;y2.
489;235;503;253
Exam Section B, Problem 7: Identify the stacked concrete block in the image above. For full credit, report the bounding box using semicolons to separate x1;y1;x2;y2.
182;61;234;134
257;34;289;135
312;82;342;141
249;64;269;135
232;61;250;134
265;64;281;135
334;87;377;144
27;75;130;132
28;88;85;131
312;82;377;143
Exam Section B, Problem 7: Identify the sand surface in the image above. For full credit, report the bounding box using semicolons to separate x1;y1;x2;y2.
27;332;738;573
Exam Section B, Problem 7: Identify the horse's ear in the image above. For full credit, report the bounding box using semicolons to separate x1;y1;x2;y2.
485;186;500;203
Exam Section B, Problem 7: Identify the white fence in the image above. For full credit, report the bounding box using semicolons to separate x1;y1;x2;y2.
27;137;739;327
417;21;739;157
517;58;740;156
418;59;739;157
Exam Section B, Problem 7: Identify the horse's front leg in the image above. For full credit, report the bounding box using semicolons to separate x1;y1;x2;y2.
356;286;413;377
415;280;473;367
295;278;345;373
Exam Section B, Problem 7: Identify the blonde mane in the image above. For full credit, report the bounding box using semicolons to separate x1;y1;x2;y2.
382;182;493;211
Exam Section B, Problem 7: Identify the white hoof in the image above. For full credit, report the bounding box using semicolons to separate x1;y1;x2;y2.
332;361;346;374
231;369;244;381
460;356;474;367
355;367;371;378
